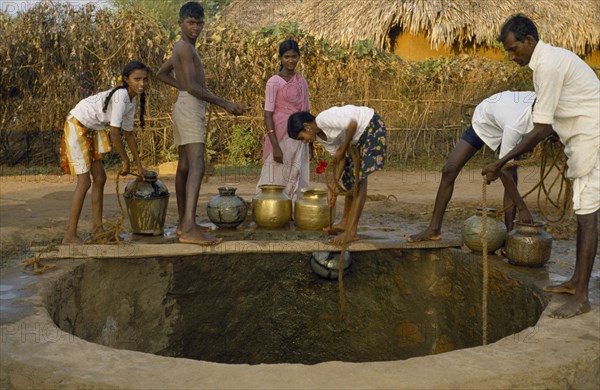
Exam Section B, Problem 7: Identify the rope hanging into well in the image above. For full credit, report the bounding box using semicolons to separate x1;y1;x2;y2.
322;146;361;321
481;179;489;346
478;136;569;346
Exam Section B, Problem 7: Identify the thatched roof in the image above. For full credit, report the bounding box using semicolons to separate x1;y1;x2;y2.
221;0;600;55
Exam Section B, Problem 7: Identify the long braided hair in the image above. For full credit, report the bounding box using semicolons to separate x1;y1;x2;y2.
102;60;151;129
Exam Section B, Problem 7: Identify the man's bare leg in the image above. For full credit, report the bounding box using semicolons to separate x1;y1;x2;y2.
175;145;189;235
408;140;478;242
178;143;222;245
500;166;533;232
175;145;209;236
549;212;597;318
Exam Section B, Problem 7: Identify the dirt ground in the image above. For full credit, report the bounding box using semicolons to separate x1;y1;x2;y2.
0;163;579;269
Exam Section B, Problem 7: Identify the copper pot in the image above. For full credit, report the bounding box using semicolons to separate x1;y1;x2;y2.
252;185;291;229
294;189;332;230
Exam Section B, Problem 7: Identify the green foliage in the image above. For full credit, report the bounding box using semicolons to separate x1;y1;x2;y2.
225;124;259;166
259;22;304;40
109;0;230;31
351;39;375;58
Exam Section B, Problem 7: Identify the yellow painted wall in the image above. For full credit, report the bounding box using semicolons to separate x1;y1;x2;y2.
391;31;599;67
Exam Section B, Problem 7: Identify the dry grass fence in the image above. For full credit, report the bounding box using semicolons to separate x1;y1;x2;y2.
1;3;534;169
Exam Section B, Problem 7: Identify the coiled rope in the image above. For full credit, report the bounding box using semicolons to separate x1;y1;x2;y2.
21;171;141;274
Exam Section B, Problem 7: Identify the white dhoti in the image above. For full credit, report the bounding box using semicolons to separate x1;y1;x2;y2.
572;153;600;215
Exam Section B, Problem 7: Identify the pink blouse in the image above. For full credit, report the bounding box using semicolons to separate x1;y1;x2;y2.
263;72;310;160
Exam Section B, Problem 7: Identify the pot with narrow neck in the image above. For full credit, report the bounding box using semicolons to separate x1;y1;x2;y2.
295;189;332;231
207;187;248;229
123;170;169;235
505;222;552;267
461;208;507;253
252;185;292;229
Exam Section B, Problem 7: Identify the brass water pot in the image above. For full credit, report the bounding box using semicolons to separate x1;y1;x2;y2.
505;222;552;267
294;189;332;230
252;185;292;228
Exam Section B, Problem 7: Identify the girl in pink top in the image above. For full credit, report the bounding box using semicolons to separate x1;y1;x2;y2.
257;40;310;203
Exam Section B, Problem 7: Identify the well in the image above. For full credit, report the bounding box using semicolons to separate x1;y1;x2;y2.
47;249;544;364
1;242;598;389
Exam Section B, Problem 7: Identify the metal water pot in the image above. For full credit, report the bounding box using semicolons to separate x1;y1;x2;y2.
461;208;507;253
123;170;169;235
294;189;332;230
252;185;291;229
206;187;248;229
505;222;552;267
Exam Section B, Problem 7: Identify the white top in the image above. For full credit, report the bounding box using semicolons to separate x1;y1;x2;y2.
472;91;536;158
315;105;375;156
529;40;600;178
70;88;137;132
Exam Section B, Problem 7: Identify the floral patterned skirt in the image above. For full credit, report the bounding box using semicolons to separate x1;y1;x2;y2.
341;113;386;191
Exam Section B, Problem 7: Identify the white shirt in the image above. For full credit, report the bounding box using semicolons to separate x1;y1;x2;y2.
472;91;536;158
529;40;600;178
315;105;375;156
70;88;137;132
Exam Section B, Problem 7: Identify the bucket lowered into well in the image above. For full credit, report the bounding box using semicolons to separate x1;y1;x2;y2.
123;171;169;235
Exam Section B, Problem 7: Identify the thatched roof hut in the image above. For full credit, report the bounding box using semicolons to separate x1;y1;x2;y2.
221;0;600;57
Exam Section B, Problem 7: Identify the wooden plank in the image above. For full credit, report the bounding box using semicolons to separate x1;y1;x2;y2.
36;239;461;260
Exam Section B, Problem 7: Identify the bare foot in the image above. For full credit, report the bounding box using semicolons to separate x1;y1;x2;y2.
549;297;591;319
543;281;576;295
176;224;211;236
328;232;359;246
406;229;441;243
323;223;345;234
179;228;223;246
62;235;84;244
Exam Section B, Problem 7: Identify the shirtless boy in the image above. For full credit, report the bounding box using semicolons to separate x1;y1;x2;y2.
157;1;246;245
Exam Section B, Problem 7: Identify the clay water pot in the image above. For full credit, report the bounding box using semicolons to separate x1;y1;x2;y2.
505;222;552;267
294;189;332;231
252;185;292;229
206;187;248;229
123;170;169;235
461;208;507;253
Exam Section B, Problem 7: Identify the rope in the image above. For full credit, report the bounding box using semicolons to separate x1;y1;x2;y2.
86;171;141;244
21;246;57;275
20;171;141;275
500;137;571;222
481;179;489;346
479;137;568;346
327;146;360;320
